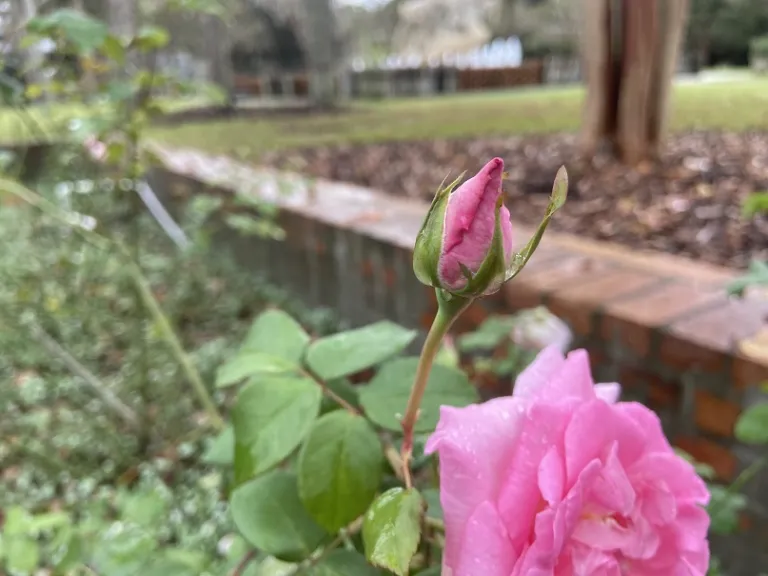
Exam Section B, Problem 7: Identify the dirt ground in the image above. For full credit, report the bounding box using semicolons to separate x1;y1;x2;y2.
262;131;768;269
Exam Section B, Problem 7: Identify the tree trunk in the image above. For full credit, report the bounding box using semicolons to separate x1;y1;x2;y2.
300;0;339;108
578;0;616;155
106;0;137;39
203;14;236;108
580;0;690;165
491;0;519;39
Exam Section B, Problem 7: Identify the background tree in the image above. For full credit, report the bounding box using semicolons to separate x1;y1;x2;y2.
685;0;725;72
106;0;137;38
579;0;690;165
491;0;519;39
299;0;341;108
708;0;768;66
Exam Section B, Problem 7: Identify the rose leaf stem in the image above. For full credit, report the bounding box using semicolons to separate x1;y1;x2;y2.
303;368;360;415
400;290;471;488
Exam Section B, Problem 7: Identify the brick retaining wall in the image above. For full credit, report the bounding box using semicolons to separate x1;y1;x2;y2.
148;145;768;573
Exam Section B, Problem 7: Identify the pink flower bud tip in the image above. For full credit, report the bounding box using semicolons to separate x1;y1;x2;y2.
439;157;514;291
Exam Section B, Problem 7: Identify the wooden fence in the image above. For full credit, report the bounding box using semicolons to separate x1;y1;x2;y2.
231;58;572;100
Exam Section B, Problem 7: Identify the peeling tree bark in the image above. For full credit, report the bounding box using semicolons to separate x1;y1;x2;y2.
578;0;614;156
580;0;690;165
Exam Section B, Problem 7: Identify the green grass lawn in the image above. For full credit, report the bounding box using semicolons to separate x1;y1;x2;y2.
150;78;768;160
4;78;768;154
0;96;219;146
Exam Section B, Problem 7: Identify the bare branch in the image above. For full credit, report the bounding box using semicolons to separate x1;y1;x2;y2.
28;320;142;430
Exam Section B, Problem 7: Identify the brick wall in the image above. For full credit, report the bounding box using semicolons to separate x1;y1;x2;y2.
148;146;768;574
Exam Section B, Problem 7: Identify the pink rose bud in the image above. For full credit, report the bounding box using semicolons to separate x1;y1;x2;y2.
425;346;710;576
413;157;514;296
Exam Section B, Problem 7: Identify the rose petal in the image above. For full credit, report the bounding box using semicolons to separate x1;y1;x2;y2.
515;348;597;404
453;500;517;576
498;401;578;547
595;383;621;403
590;443;636;516
440;157;510;290
615;402;673;454
564;400;616;487
640;480;677;525
539;446;566;506
629;452;710;505
513;345;567;400
426;398;525;571
516;460;602;575
675;504;711;550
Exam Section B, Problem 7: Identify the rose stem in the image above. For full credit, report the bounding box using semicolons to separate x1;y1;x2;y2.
400;291;471;488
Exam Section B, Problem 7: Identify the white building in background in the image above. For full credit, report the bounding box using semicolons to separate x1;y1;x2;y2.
356;36;523;71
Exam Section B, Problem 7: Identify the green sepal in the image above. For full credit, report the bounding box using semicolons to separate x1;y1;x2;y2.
412;171;465;287
452;194;507;297
505;166;568;282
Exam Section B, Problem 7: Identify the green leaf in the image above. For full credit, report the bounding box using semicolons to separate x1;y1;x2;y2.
140;548;209;576
232;375;322;481
27;9;108;54
743;191;768;218
101;34;126;64
708;485;748;535
27;511;70;534
728;259;768;297
309;550;383;575
202;425;234;465
6;537;40;574
133;25;171;51
422;488;443;522
4;507;32;536
735;403;768;445
52;530;84;573
142;559;200;576
298;411;384;533
457;315;518;352
106;80;135;103
238;309;310;361
306;322;417;380
320;378;360;414
91;523;157;575
505;166;568;282
363;488;424;576
117;490;168;529
359;357;480;434
234;440;257;487
256;556;296;575
163;548;209;570
415;568;441;576
216;351;299;388
231;470;329;562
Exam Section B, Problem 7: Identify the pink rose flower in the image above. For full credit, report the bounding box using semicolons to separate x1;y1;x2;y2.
438;157;514;292
83;135;107;161
425;346;710;576
413;157;514;296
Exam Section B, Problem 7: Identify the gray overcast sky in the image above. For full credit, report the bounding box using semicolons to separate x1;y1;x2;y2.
337;0;390;6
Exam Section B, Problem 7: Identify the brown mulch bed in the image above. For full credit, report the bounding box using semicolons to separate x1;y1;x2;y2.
262;132;768;270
